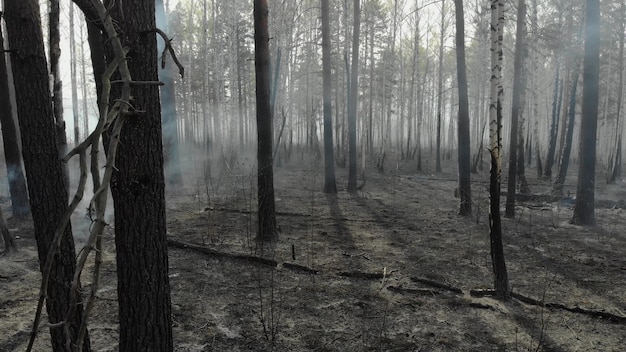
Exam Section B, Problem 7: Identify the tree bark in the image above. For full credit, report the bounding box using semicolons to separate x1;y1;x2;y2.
505;0;527;218
435;0;445;173
454;0;471;216
102;0;174;349
3;1;91;349
347;0;361;193
571;0;600;225
0;23;29;217
321;0;337;194
254;0;278;240
488;0;509;300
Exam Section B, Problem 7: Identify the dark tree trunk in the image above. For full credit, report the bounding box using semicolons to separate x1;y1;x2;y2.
0;24;29;217
553;72;579;196
0;207;16;253
3;1;91;350
454;0;471;216
435;0;445;173
103;0;174;350
156;0;183;186
608;1;625;184
86;21;106;107
505;0;527;218
489;0;509;300
254;0;278;240
572;0;600;225
491;99;509;300
321;0;337;194
347;0;361;193
545;61;562;179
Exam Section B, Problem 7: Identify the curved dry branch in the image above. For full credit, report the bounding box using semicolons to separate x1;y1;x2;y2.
26;0;158;350
152;28;185;78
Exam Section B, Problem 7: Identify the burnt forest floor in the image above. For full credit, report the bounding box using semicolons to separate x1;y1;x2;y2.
2;152;626;351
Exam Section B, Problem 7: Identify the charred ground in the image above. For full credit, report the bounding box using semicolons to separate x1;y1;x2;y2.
1;155;626;351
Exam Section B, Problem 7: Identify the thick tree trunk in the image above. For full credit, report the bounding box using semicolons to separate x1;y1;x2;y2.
103;0;174;350
454;0;471;216
347;0;361;193
572;0;600;225
488;0;509;300
255;0;278;240
505;0;527;218
321;0;337;194
3;1;91;350
0;24;29;217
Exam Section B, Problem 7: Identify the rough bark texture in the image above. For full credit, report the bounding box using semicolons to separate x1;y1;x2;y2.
488;0;509;300
3;1;90;350
254;0;278;241
347;0;361;193
454;0;471;216
505;0;527;218
0;23;29;217
572;0;600;225
103;0;174;350
321;0;337;194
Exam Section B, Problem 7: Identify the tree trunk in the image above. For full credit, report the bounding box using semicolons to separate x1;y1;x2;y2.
49;0;69;196
70;2;80;146
454;0;471;216
0;206;16;253
321;0;337;194
3;1;91;349
0;23;29;217
488;0;509;300
505;0;527;218
545;57;562;179
571;0;600;225
255;0;278;240
103;0;174;349
435;0;445;173
553;71;579;196
347;0;361;193
608;1;625;184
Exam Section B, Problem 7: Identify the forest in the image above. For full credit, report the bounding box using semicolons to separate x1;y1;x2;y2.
1;0;625;351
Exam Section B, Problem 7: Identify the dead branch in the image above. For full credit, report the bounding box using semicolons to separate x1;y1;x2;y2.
469;289;626;324
151;28;185;78
26;0;140;350
167;239;319;275
386;285;443;296
410;277;464;294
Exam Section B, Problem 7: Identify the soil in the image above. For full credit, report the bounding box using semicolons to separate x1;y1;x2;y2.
1;154;626;351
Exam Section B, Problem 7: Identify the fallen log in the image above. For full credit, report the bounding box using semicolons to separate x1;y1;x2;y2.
167;239;318;274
